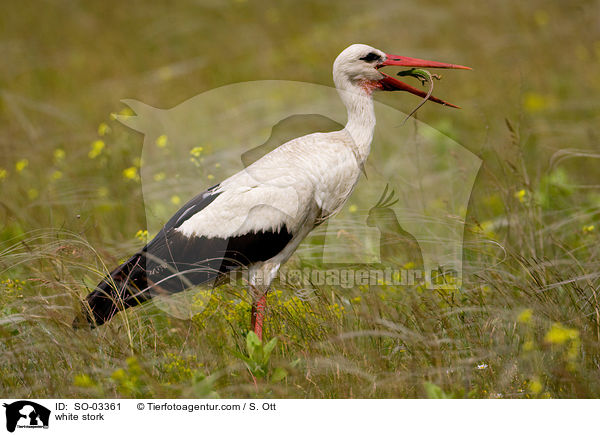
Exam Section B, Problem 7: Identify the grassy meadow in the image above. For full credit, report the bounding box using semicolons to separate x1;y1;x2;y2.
1;0;600;398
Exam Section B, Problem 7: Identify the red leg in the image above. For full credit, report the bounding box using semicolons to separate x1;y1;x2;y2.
250;294;267;341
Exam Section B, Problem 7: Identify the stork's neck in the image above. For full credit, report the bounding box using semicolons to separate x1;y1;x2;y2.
338;86;376;164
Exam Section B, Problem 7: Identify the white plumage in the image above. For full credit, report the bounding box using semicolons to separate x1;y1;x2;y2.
177;130;360;239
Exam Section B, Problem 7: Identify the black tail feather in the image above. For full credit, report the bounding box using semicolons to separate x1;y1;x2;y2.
73;252;151;328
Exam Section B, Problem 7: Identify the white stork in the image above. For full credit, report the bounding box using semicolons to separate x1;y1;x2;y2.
75;44;469;339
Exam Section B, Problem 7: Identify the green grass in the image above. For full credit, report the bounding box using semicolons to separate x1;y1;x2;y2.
1;0;600;398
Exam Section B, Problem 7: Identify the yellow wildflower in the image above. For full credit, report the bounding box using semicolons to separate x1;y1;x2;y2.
153;172;166;182
156;134;168;148
88;140;105;159
73;374;96;388
97;122;111;137
171;195;181;206
189;146;204;157
545;323;579;345
523;92;547;113
51;170;63;180
110;368;126;382
109;107;133;120
135;230;148;242
348;204;358;213
529;379;543;395
583;225;595;234
207;174;214;180
0;168;7;180
514;189;527;203
517;308;533;324
15;159;28;172
126;356;141;372
122;166;138;180
53;148;66;163
328;303;345;319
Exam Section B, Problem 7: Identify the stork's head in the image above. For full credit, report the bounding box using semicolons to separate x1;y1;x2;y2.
333;44;470;107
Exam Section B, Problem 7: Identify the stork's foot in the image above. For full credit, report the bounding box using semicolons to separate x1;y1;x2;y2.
250;293;267;341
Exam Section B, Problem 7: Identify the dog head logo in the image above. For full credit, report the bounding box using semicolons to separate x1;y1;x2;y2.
3;401;50;432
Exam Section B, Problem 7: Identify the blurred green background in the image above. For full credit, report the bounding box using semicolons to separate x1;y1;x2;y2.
1;0;599;398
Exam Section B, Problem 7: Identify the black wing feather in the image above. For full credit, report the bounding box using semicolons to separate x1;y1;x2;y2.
76;183;294;327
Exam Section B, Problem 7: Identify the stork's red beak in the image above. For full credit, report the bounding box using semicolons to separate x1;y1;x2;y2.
376;54;471;108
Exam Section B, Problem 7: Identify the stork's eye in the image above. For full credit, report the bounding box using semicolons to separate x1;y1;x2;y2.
360;52;382;62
